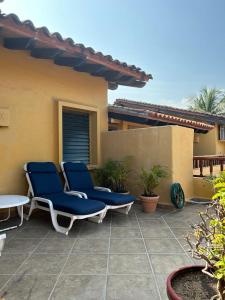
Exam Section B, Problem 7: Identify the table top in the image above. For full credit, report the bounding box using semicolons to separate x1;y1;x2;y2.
0;195;29;209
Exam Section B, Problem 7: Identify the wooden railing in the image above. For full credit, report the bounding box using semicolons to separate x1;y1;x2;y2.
193;155;225;177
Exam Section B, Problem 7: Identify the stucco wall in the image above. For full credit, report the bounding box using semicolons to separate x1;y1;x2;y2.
102;125;194;205
193;177;214;199
194;126;225;155
0;46;108;195
171;126;194;200
112;120;148;130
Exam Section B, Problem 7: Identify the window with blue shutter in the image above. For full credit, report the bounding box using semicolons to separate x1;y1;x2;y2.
63;110;90;163
219;125;225;141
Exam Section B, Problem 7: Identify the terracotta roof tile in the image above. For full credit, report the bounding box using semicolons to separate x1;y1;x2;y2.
0;11;152;89
114;99;225;124
108;105;214;132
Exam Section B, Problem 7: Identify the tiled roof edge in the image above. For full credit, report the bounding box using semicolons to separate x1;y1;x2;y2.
108;105;214;131
114;99;225;123
0;11;152;81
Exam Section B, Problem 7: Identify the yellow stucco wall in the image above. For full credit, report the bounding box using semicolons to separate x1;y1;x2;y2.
193;177;214;199
171;126;194;200
112;119;225;157
194;125;225;155
0;46;108;195
102;125;194;205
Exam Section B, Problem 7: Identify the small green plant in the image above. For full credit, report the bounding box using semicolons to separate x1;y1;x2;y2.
187;172;225;299
94;160;114;188
139;165;168;197
94;156;133;193
204;175;217;184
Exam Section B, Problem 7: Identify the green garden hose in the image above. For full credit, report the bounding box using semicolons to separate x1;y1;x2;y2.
170;183;185;209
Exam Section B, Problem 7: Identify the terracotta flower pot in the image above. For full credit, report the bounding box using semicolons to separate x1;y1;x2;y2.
139;195;159;213
166;265;205;300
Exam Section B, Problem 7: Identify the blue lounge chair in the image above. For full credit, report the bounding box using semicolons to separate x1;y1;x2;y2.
24;162;107;235
61;162;135;214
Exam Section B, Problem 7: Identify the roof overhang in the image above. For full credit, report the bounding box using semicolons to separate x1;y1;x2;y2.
0;12;152;90
114;99;225;124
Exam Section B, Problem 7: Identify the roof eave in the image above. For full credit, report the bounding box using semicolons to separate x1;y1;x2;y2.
114;99;225;123
0;12;152;89
108;106;214;132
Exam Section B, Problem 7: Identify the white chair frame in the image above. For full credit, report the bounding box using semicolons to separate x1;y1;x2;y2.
24;164;107;235
60;162;134;215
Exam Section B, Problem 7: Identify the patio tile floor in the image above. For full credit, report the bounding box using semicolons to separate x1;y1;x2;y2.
0;202;204;299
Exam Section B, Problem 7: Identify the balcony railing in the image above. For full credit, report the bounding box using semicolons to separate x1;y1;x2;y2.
193;155;225;177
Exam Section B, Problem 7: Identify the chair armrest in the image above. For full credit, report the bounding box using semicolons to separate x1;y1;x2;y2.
94;186;111;192
65;191;88;199
34;197;53;208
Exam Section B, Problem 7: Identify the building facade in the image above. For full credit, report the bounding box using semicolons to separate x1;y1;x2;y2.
0;13;150;195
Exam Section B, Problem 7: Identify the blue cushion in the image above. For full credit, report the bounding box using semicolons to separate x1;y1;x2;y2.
27;162;58;173
63;162;135;206
27;162;63;196
79;189;135;206
40;192;106;215
63;162;94;190
63;162;88;172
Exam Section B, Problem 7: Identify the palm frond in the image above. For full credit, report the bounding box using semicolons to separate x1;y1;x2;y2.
188;87;225;115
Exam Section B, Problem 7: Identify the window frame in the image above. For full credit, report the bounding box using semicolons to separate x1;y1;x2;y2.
58;100;100;166
219;125;225;141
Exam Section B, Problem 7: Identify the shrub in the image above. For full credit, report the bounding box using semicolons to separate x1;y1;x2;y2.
187;172;225;299
94;156;133;193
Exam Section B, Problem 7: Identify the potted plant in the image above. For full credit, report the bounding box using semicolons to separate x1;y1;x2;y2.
167;173;225;300
94;156;132;193
139;165;168;213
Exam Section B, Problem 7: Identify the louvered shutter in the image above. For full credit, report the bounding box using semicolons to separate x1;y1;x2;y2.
63;110;90;163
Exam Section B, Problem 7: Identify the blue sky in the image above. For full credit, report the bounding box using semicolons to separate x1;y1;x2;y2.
1;0;225;107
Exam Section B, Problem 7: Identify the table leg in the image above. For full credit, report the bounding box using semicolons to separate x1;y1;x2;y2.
0;206;24;232
17;205;24;227
0;208;11;222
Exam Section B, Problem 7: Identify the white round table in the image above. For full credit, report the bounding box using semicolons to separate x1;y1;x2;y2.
0;195;29;232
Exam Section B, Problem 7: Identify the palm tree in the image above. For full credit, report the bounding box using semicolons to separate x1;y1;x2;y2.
188;87;225;115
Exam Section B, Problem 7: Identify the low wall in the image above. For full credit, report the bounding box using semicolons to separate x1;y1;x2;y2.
193;177;214;199
102;125;194;206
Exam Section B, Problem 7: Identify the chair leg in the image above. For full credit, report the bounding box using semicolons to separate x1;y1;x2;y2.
116;203;133;215
25;199;36;221
88;210;107;224
125;203;133;215
98;209;107;223
49;209;76;235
